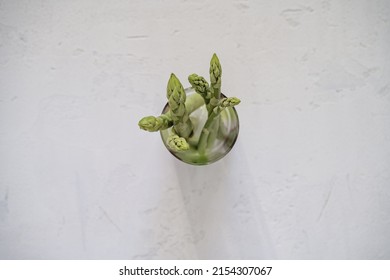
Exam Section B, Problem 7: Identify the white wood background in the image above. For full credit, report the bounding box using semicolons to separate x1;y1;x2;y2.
0;0;389;259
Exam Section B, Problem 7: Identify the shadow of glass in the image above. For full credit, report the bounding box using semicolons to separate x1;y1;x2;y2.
173;143;276;259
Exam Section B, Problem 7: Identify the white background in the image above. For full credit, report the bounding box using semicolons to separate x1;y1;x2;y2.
1;0;389;259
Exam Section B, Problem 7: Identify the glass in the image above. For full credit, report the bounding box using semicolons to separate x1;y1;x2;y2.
160;88;239;165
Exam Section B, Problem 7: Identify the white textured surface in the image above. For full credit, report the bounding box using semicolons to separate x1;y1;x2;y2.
1;0;390;259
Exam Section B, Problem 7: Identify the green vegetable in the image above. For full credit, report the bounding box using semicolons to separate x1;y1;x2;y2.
167;73;193;138
167;134;190;152
208;53;222;113
210;53;222;99
138;54;240;161
188;74;212;104
138;115;172;132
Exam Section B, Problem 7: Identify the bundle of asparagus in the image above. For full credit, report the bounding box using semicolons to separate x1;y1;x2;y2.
138;54;240;161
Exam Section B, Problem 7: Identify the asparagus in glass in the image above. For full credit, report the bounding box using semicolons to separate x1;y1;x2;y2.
138;53;240;158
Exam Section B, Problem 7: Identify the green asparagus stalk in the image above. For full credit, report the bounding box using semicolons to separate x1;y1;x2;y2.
209;53;222;113
212;97;241;115
167;73;193;138
166;134;190;152
138;93;205;132
198;96;240;154
138;114;172;132
188;74;212;104
206;115;220;149
197;127;209;155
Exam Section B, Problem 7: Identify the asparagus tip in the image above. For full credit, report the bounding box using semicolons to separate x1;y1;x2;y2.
167;135;190;152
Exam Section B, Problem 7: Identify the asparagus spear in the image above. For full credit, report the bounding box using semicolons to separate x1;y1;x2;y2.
209;53;222;112
167;73;193;138
138;93;205;132
138;115;172;132
198;96;240;154
167;134;190;152
213;97;241;114
188;74;212;104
